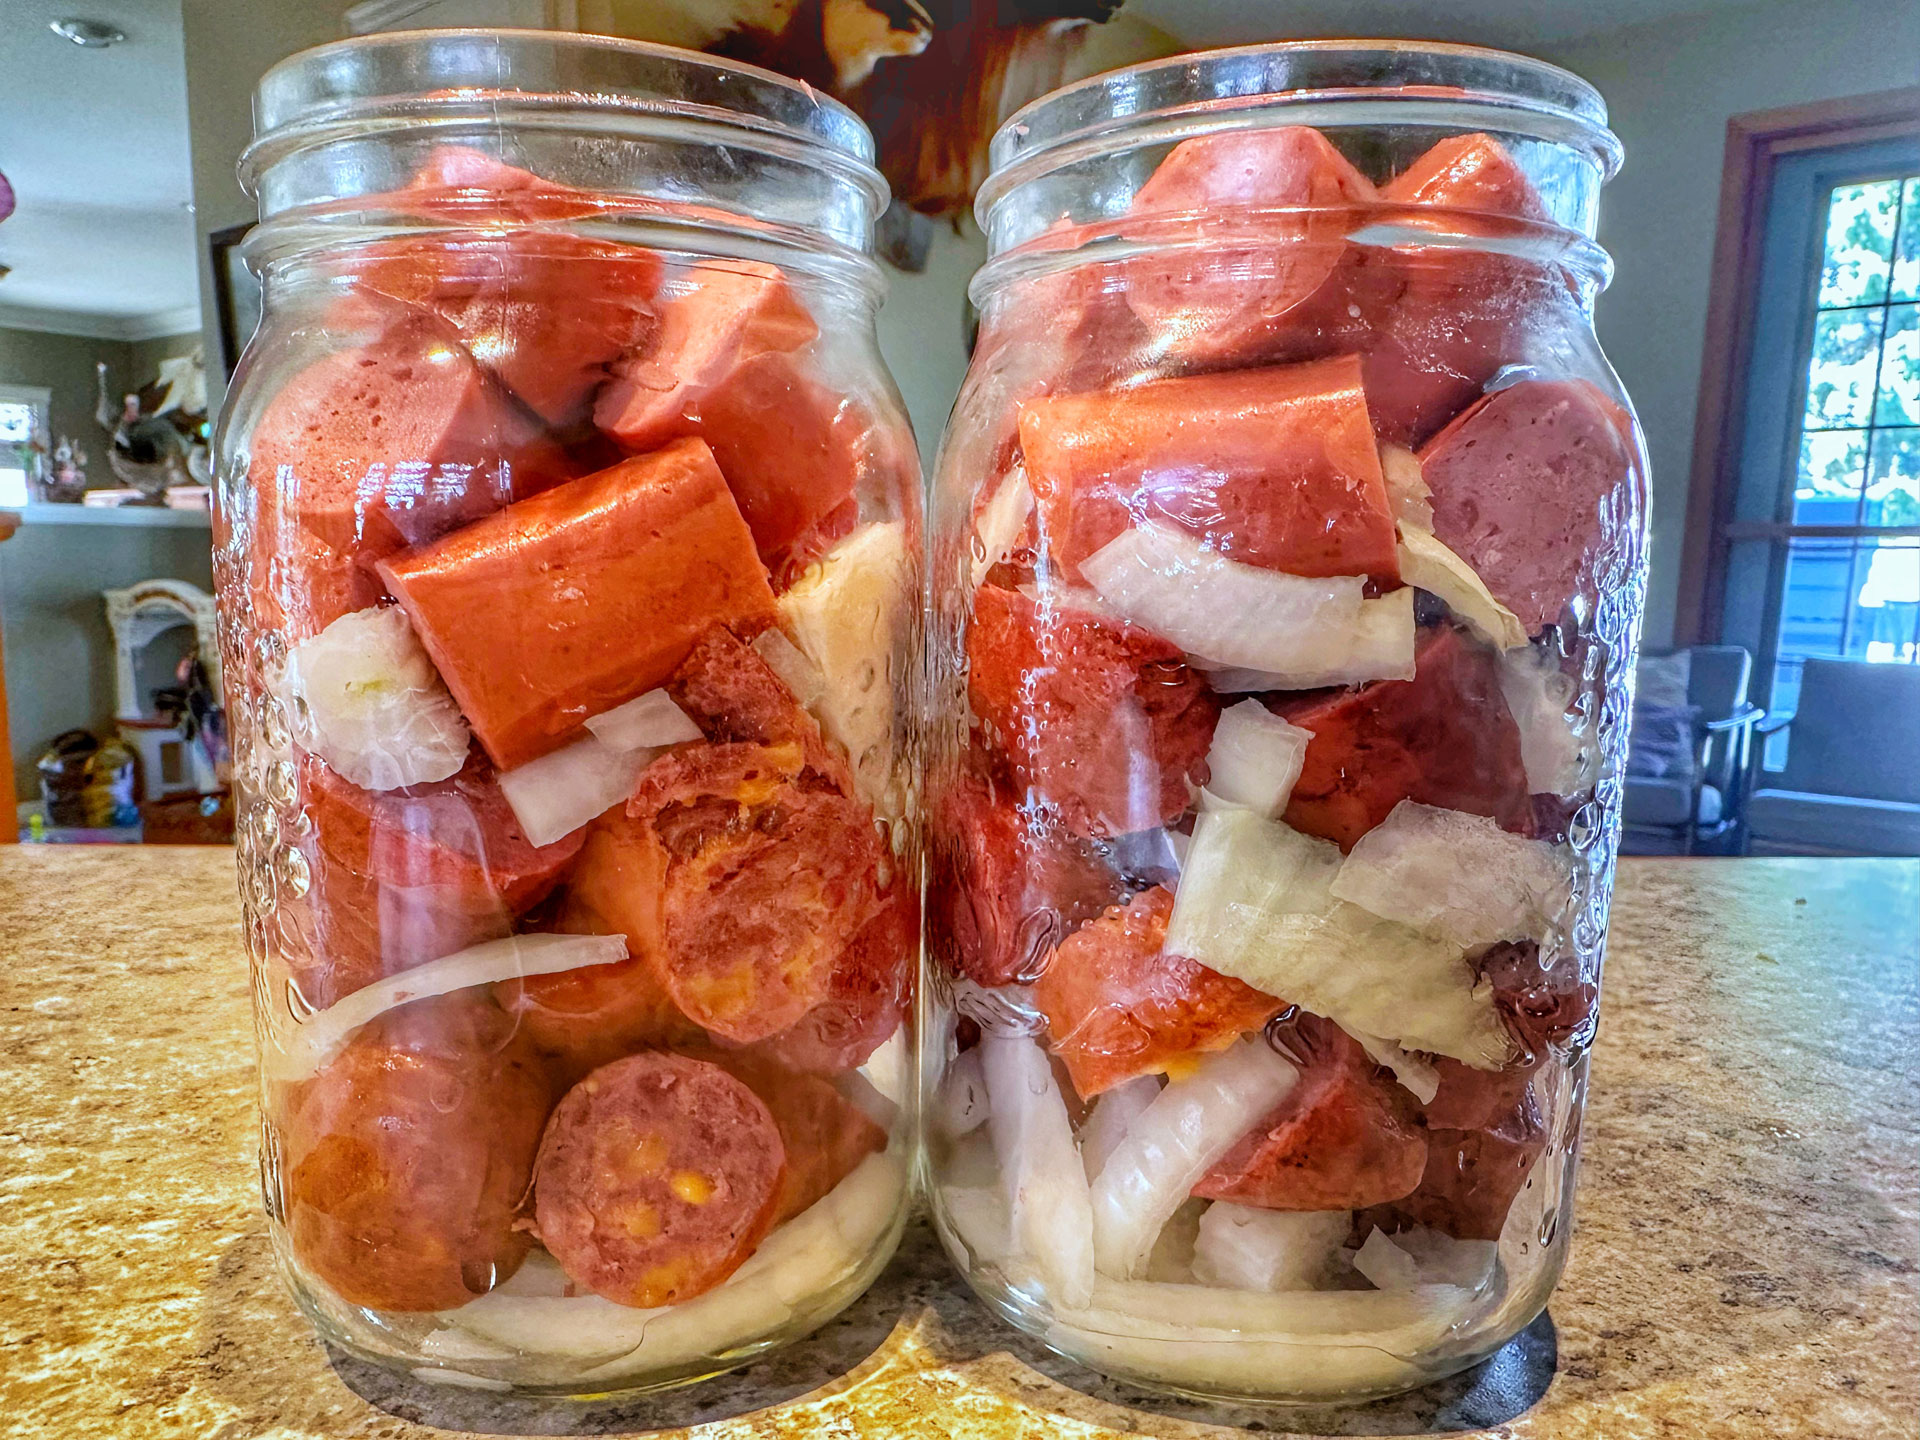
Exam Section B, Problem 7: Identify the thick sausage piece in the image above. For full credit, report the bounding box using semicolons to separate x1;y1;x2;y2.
701;1052;888;1222
1035;887;1283;1099
1390;1087;1548;1241
1123;127;1375;372
1419;379;1636;633
1193;1019;1427;1212
750;878;917;1074
1382;133;1548;218
378;439;779;770
630;740;888;1043
533;1053;785;1308
968;584;1219;837
284;755;584;1007
929;772;1122;988
282;994;552;1311
1277;626;1533;852
247;311;573;561
595;263;863;567
1018;356;1401;582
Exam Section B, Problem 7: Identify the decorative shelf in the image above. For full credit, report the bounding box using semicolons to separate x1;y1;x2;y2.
10;504;211;529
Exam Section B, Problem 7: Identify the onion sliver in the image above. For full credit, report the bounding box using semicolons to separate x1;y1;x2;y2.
1499;643;1596;798
1353;1229;1422;1291
1191;1203;1350;1293
497;734;656;848
1341;1027;1440;1105
1078;1074;1161;1183
1380;443;1434;531
1204;701;1313;816
749;628;826;710
935;1183;1013;1268
438;1152;905;1370
780;522;910;819
971;468;1035;590
583;688;701;750
1330;800;1570;950
1187;588;1416;691
982;1031;1096;1308
267;933;627;1083
934;1046;991;1140
1088;1038;1298;1280
1165;807;1508;1068
1079;521;1365;673
280;606;469;791
1396;527;1527;650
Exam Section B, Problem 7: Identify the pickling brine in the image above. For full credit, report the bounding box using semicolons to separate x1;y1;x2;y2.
214;31;918;1395
925;42;1647;1402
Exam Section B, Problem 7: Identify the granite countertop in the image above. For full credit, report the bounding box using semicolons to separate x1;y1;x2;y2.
0;850;1914;1439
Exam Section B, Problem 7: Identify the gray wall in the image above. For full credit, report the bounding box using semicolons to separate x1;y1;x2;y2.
0;327;133;457
2;521;215;801
1540;0;1920;648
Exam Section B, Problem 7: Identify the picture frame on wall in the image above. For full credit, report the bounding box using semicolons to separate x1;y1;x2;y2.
207;223;260;379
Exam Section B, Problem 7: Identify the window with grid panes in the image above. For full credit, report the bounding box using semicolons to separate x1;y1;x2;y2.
1770;174;1920;737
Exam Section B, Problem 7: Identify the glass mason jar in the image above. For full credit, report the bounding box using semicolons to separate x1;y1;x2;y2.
213;30;920;1395
924;42;1647;1402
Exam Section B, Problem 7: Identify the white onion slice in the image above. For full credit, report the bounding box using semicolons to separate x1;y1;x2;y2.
1164;807;1507;1068
934;1046;991;1140
1190;1203;1352;1293
1088;1037;1298;1280
1203;701;1313;816
1330;800;1570;949
1065;1272;1468;1338
859;1023;911;1109
780;522;909;819
496;734;655;848
972;467;1035;590
1078;1073;1162;1183
1189;588;1417;691
1380;444;1434;531
583;688;701;750
982;1031;1096;1308
936;1183;1013;1268
433;1151;904;1375
280;606;470;791
1341;1027;1441;1105
749;628;826;710
1386;1226;1498;1291
1079;521;1365;672
1397;528;1527;651
266;932;627;1083
1499;644;1596;798
1353;1229;1423;1291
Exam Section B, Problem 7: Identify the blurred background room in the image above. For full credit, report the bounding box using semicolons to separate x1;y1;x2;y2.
0;0;1914;853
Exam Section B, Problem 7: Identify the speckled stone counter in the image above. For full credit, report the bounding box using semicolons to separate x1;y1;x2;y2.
1;850;1913;1439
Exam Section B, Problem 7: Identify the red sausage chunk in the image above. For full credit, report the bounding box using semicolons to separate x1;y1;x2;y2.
1018;356;1400;582
286;756;584;1007
378;438;779;770
929;772;1122;988
247;312;571;562
968;584;1220;837
1277;626;1533;851
1382;133;1548;218
1396;1087;1549;1241
282;994;552;1311
1419;379;1637;633
533;1053;785;1308
628;740;889;1044
1193;1020;1427;1212
595;262;864;567
1035;887;1283;1099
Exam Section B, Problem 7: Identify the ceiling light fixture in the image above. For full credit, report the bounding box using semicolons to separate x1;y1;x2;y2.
50;18;127;47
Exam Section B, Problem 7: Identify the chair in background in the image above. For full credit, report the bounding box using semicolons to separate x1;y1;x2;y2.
1622;645;1764;855
1745;657;1920;857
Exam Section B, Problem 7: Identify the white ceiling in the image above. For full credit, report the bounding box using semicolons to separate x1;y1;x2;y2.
1124;0;1761;51
0;0;200;339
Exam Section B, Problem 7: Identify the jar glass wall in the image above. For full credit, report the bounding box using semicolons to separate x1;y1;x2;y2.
924;41;1646;1403
215;30;920;1395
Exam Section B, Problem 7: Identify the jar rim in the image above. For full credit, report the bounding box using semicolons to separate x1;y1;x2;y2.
241;28;885;207
976;40;1622;227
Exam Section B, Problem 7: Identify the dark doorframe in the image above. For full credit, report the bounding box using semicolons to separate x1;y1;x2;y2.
1674;85;1920;647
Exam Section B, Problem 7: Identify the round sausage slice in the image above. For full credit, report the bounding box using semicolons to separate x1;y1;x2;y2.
532;1053;786;1308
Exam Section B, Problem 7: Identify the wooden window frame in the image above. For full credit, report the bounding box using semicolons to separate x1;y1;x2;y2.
1675;86;1920;646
